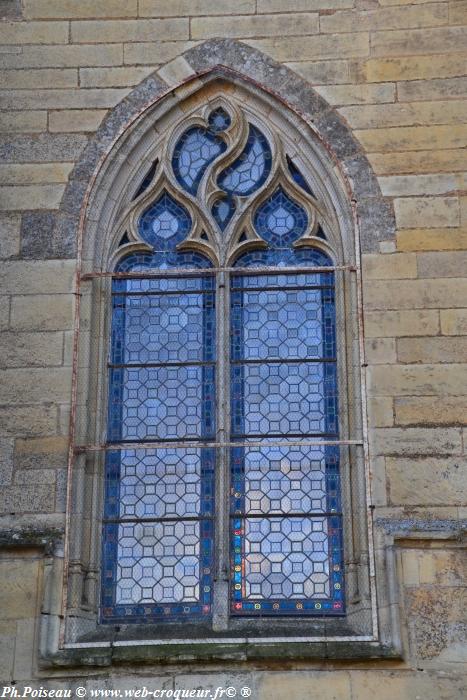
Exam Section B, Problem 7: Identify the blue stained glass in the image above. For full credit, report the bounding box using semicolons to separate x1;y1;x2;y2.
138;191;192;251
286;156;314;197
212;196;235;230
229;261;344;616
173;127;226;195
208;107;231;132
254;187;308;247
132;160;158;200
218;125;271;196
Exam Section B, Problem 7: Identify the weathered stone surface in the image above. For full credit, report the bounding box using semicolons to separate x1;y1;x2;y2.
0;367;72;404
395;397;467;426
405;587;467;661
10;293;74;331
0;405;58;437
440;308;467;335
364;310;440;337
0;163;74;185
350;671;466;700
140;0;254;15
397;336;467;364
365;338;396;364
368;364;467;397
49;109;107;133
0;331;63;368
363;278;467;310
0;185;65;212
369;148;467;176
370;427;462;456
14;436;68;471
0;44;123;69
0;211;20;259
23;0;138;19
386;457;467;505
367;397;394;427
417;250;467;278
341;154;382;199
314;110;360;158
0;484;55;513
192;13;319;40
71;18;189;44
357;197;396;253
398;76;467;101
256;671;350;700
397;227;467;252
80;65;154;89
364;53;467;83
0;438;14;485
394;197;460;229
0;111;47;133
362;252;417;279
0;260;75;294
20;211;57;259
0;134;87;164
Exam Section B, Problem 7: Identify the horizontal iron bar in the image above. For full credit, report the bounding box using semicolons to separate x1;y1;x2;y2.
231;284;334;292
80;265;356;280
112;289;215;298
108;360;216;369
103;515;213;524
231;357;336;365
229;512;343;519
74;439;363;452
231;432;340;439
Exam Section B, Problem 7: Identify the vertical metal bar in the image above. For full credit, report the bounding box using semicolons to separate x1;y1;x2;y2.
212;270;230;630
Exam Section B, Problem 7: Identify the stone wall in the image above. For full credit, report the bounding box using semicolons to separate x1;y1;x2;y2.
0;1;466;698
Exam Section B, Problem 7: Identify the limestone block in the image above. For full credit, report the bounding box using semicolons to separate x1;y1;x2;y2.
398;76;467;101
0;134;86;164
364;310;440;337
285;60;352;85
192;12;319;40
0;297;9;330
362;252;417;279
342;101;467;129
0;87;130;110
440;309;467;335
0;211;20;259
417;251;467;279
363;278;467;310
0;261;75;295
123;40;193;66
14;436;68;470
249;33;370;61
257;671;351;700
397;228;467;252
368;364;467;396
0;163;74;185
79;66;154;89
379;174;458;197
0;438;14;485
0;367;72;404
356;125;467;152
0;21;68;44
71;18;189;43
48;107;108;133
259;0;353;9
0;184;65;211
350;671;466;700
315;83;395;105
371;26;467;57
11;293;74;331
367;397;394;427
0;111;47;133
397;337;467;364
370;427;462;456
320;4;448;34
450;0;467;24
395;397;467;425
140;0;255;15
0;404;58;437
364;53;467;83
386;457;467;505
369;149;467;176
0;627;15;680
405;587;467;663
0;68;77;89
0;331;63;368
23;0;137;19
0;558;40;618
0;44;123;69
365;338;397;364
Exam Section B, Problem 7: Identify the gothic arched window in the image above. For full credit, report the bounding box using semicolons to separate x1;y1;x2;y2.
99;98;352;627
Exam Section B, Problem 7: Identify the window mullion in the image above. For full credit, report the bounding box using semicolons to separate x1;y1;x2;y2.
212;269;231;630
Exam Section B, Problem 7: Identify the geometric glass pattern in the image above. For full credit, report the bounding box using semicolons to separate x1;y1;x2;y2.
172;126;226;195
102;106;345;623
102;220;215;620
230;259;344;615
218;125;272;196
254;187;308;247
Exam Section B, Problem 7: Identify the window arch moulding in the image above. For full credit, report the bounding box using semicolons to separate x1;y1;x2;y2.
41;42;400;665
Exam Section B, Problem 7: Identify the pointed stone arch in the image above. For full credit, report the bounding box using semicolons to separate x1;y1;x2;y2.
54;38;394;267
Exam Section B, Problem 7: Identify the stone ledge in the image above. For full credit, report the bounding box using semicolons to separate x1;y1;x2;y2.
0;526;64;555
40;639;401;669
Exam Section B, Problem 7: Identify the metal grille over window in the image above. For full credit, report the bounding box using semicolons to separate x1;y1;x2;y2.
67;95;371;639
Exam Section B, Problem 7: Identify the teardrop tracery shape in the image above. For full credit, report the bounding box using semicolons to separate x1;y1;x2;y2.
253;187;308;247
286;156;314;197
173;127;226;195
212;197;235;231
139;191;192;250
218;125;271;196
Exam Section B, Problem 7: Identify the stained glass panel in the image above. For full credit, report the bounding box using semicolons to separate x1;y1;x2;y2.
218;125;271;196
172;127;226;195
